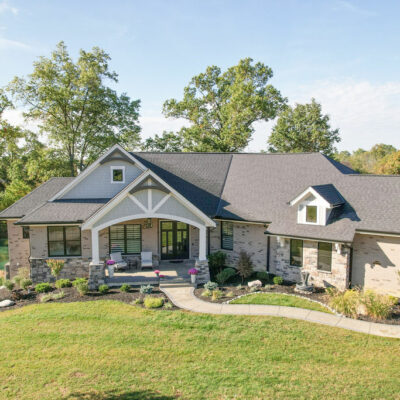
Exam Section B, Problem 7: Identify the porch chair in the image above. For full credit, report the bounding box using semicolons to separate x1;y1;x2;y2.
109;252;128;271
140;251;153;270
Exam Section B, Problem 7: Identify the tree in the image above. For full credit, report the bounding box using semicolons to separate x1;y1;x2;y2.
375;151;400;175
268;99;340;156
142;131;183;152
8;41;141;176
163;58;286;152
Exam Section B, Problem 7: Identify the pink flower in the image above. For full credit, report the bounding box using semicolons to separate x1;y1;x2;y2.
154;270;160;275
106;260;115;265
159;274;166;278
188;268;199;275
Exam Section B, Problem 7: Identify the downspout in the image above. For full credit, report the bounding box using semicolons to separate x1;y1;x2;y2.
266;235;270;272
207;227;211;256
348;246;353;288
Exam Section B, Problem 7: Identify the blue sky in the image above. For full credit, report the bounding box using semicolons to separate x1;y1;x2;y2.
1;0;400;152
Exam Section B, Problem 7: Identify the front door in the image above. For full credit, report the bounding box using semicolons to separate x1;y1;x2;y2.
160;221;189;260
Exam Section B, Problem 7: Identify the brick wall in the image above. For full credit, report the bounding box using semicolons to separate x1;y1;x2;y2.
6;220;30;278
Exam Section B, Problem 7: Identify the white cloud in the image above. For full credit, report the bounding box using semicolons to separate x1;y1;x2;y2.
0;1;18;15
248;80;400;152
0;37;31;50
3;109;39;132
333;1;377;17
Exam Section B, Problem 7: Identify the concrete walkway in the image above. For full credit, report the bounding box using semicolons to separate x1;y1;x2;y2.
160;284;400;339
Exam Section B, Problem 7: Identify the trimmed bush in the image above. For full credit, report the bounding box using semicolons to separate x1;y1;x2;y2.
208;251;227;275
75;282;89;296
216;268;236;285
98;284;109;294
20;279;32;291
4;280;15;291
273;276;283;285
120;284;130;293
55;279;71;289
144;296;164;309
72;278;87;287
211;289;223;301
236;251;253;283
140;284;153;294
361;290;397;320
204;281;218;291
256;271;270;282
35;282;52;293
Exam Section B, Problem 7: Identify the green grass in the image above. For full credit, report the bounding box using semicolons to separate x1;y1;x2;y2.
0;301;399;400
0;238;8;270
230;292;332;313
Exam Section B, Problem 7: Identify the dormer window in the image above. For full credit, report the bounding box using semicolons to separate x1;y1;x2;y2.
111;166;125;183
306;205;317;223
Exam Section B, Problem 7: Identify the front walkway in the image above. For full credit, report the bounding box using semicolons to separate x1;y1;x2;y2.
160;284;400;339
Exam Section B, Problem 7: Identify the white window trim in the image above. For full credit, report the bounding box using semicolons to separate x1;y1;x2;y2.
111;166;125;184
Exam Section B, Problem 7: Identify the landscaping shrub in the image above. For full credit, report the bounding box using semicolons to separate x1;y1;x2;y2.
18;266;30;279
120;284;130;293
98;284;109;294
4;280;15;291
40;293;53;303
0;276;3;286
55;279;72;289
144;296;164;309
164;301;173;309
75;281;89;296
20;279;32;291
256;271;270;282
361;290;397;320
208;251;227;275
273;276;283;285
140;284;153;294
249;286;259;293
216;268;236;285
133;298;143;305
204;281;218;291
40;290;65;303
201;289;212;297
13;275;23;288
47;259;65;278
236;251;253;283
327;288;360;318
212;289;223;300
35;282;52;293
52;290;65;300
226;291;235;298
72;278;87;287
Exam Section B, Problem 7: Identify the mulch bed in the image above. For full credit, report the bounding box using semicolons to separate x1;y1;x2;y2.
0;286;178;312
194;283;400;325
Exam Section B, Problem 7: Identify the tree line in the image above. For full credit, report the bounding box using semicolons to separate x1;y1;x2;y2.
1;42;399;210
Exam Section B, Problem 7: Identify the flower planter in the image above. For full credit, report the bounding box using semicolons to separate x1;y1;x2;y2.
191;274;197;284
108;265;114;278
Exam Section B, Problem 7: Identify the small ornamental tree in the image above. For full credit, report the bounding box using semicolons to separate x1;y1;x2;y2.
236;251;254;283
47;259;65;278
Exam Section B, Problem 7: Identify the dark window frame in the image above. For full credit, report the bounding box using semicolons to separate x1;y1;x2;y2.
109;224;142;255
290;239;303;267
22;226;30;239
318;242;333;272
221;221;233;251
306;205;318;223
47;226;82;257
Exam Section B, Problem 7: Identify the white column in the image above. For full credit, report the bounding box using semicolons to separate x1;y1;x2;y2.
199;225;207;261
91;229;100;264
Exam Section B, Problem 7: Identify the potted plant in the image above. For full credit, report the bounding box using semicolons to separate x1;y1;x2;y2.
106;260;115;278
188;268;199;284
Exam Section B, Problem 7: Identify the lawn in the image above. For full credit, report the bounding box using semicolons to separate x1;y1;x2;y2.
0;238;8;270
0;301;399;400
230;292;332;313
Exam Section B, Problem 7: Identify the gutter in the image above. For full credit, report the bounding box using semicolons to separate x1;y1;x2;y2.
264;231;352;245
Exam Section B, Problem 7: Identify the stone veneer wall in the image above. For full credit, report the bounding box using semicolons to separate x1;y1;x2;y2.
209;221;268;271
270;237;350;291
6;220;30;278
352;233;400;296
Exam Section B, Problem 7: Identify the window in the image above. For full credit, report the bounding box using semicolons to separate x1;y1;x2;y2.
109;224;141;254
48;226;81;257
318;242;332;272
22;226;30;239
306;205;317;223
221;221;233;250
290;239;303;267
111;166;124;183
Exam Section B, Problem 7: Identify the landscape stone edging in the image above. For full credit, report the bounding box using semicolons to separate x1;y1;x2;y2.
223;291;342;315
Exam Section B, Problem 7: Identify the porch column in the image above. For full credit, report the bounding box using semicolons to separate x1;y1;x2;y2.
91;228;100;264
199;225;207;261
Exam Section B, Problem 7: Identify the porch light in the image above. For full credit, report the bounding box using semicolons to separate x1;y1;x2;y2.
143;218;153;229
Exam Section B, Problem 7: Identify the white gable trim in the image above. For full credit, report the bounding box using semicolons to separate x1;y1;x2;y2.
49;144;147;201
290;187;331;208
81;169;216;230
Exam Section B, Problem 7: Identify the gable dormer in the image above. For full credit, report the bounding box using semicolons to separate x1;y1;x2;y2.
290;184;345;226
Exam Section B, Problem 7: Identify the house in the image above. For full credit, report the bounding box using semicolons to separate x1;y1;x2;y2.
1;144;400;296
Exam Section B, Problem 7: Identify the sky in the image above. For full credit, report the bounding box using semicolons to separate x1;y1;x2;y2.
1;0;400;152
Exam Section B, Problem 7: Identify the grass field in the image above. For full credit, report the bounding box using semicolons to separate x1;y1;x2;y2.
230;292;332;313
0;238;8;270
0;301;399;399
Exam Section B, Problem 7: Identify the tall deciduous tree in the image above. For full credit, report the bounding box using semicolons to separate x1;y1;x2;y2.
8;41;141;176
375;151;400;175
141;131;183;152
268;99;340;156
163;58;286;152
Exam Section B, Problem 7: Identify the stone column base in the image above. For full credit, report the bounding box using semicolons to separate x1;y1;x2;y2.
195;259;210;284
89;262;105;290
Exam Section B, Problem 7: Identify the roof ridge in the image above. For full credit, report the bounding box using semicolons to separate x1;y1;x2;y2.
132;151;322;156
215;154;234;217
